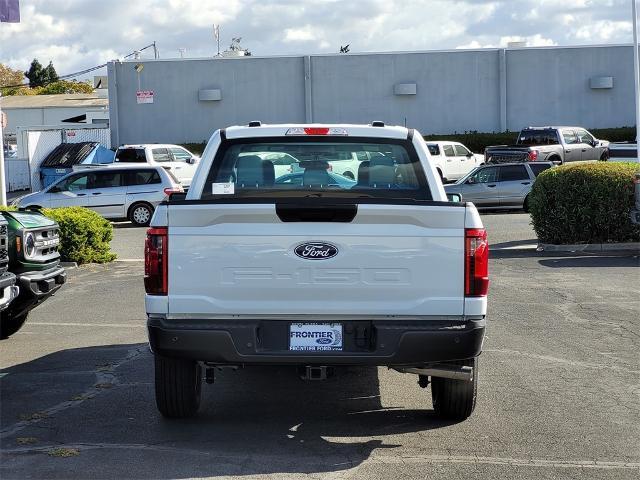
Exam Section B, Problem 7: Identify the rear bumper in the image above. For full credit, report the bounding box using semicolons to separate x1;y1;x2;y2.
147;317;486;366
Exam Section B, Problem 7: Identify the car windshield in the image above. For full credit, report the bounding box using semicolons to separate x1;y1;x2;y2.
202;138;431;200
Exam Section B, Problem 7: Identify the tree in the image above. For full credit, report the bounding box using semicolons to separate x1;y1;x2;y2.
0;63;24;94
24;59;58;87
42;62;59;84
339;44;350;54
39;80;93;94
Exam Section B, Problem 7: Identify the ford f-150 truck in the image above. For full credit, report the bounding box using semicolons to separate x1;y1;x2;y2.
145;122;489;420
484;126;609;164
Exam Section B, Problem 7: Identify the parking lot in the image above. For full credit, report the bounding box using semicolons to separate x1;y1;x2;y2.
1;212;639;479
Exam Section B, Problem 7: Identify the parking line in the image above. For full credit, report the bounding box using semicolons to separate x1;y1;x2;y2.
114;259;144;262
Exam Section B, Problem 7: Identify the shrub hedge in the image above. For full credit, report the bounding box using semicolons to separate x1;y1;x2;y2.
529;162;640;245
42;207;117;264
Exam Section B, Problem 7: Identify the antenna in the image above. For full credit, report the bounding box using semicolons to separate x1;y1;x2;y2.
213;24;221;56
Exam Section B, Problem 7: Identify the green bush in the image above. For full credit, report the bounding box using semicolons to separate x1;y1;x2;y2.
42;207;116;264
529;162;640;244
422;126;635;153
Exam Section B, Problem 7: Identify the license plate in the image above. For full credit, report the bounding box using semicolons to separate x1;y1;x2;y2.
289;323;343;351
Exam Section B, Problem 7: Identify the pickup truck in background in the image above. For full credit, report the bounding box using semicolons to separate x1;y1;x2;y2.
145;122;489;421
426;141;484;182
484;126;609;165
115;144;200;188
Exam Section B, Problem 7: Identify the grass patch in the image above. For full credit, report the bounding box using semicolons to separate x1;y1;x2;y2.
47;448;80;458
16;437;38;445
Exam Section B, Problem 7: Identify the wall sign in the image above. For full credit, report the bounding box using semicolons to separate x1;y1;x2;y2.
136;90;154;104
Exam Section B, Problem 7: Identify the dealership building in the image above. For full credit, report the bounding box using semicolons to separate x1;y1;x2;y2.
107;44;636;146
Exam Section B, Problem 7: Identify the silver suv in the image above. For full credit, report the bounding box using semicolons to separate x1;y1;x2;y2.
14;165;182;226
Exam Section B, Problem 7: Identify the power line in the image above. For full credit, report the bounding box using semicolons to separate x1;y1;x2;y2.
0;43;158;89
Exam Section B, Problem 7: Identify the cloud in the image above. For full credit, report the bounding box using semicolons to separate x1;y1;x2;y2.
0;0;633;82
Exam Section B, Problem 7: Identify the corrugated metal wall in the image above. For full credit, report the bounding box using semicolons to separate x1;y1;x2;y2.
108;45;636;146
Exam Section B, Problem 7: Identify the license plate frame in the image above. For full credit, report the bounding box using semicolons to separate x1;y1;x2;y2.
289;323;343;352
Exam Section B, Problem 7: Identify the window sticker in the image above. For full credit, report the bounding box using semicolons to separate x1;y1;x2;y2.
212;183;235;195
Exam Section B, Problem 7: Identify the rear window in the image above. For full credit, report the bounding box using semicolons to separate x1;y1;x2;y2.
116;148;146;163
499;165;529;181
202;137;431;201
528;163;553;177
427;144;440;155
518;130;559;146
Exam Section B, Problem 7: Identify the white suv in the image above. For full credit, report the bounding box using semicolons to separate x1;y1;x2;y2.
115;144;200;188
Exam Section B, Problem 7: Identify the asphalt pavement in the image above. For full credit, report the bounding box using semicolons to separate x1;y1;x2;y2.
1;248;639;479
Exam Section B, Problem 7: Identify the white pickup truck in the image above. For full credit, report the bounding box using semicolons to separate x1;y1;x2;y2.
145;123;489;420
115;144;200;188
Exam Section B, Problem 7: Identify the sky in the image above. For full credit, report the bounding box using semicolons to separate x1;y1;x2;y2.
0;0;634;81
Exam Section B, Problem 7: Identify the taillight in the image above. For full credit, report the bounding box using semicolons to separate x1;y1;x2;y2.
144;227;168;295
164;186;184;196
527;150;539;161
465;228;489;297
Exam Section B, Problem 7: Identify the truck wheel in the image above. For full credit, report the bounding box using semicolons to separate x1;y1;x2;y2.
600;151;609;161
343;171;355;180
128;203;154;227
431;357;478;420
548;156;562;165
523;195;530;213
0;311;29;340
154;354;202;418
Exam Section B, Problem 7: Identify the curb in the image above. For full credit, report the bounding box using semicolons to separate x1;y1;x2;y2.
538;243;640;253
60;261;78;269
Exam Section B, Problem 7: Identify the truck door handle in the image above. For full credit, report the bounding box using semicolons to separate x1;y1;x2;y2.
487;184;496;188
581;149;587;152
521;182;530;185
92;192;102;195
76;193;86;196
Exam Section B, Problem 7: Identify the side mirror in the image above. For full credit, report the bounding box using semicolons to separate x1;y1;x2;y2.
466;153;473;158
188;157;197;164
447;193;462;202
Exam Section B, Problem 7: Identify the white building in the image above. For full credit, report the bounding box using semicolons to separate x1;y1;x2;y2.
1;93;109;141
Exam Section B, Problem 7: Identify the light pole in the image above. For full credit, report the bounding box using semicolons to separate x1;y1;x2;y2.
0;92;6;206
633;0;640;162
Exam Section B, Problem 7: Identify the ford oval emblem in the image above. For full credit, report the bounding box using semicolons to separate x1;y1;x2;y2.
316;337;332;345
294;242;338;260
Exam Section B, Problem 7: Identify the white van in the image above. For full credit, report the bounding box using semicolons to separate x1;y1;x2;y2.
426;141;484;182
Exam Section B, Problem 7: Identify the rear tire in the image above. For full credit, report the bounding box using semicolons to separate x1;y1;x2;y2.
343;171;355;180
128;202;154;227
523;194;530;213
154;354;202;418
600;151;609;161
0;311;29;340
431;357;478;420
548;156;562;165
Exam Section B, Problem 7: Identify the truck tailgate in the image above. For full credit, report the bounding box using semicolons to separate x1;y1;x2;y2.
166;203;466;317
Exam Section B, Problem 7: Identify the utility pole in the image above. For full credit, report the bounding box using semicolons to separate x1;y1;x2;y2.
153;41;158;59
633;0;640;162
0;92;7;206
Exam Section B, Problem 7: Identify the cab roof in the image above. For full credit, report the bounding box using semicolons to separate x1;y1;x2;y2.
224;123;411;140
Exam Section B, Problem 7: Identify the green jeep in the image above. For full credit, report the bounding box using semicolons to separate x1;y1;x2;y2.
0;211;66;339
